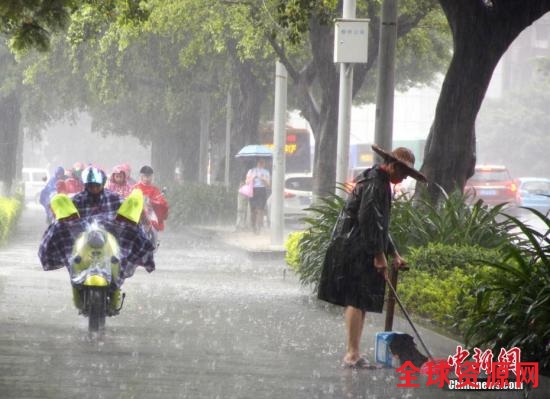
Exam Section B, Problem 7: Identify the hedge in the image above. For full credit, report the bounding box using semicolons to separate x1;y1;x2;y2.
0;196;22;245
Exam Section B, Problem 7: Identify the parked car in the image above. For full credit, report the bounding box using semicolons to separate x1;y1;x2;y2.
464;165;517;207
22;167;49;203
515;177;550;214
267;173;313;218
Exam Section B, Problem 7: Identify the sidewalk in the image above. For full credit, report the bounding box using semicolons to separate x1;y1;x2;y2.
196;223;291;259
197;222;550;397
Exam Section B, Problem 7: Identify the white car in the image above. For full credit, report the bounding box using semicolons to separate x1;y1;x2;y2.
22;167;49;203
268;173;313;218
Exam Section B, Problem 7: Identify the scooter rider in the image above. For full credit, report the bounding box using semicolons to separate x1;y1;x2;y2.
72;166;123;221
106;164;133;198
133;165;169;231
39;190;156;314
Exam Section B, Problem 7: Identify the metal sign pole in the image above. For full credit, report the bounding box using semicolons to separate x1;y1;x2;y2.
335;0;357;192
270;61;287;246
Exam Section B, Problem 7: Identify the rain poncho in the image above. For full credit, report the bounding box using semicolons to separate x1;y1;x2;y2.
38;192;155;286
72;187;123;220
318;166;395;313
102;189;156;278
132;182;168;230
117;189;144;223
105;165;133;198
50;193;79;220
38;194;85;271
39;166;65;219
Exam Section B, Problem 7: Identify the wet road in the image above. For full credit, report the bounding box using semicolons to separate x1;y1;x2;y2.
1;205;548;398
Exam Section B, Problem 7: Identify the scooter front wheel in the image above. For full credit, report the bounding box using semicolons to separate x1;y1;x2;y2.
87;288;107;332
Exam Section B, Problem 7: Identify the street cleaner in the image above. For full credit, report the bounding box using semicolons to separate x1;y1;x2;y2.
38;189;156;314
317;145;427;369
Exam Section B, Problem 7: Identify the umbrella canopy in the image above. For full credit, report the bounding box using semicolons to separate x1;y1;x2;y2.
235;144;272;158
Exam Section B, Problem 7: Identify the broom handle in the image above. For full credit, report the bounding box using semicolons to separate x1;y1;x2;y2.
385;275;435;361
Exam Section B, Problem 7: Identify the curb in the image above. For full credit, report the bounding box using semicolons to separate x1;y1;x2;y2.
189;225;287;260
246;248;286;261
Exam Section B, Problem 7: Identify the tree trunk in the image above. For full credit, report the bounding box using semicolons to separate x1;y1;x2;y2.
301;18;340;196
151;129;179;186
311;90;340;196
0;92;21;196
277;3;434;197
232;62;265;183
422;0;550;201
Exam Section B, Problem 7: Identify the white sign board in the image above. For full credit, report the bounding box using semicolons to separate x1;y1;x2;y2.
334;19;369;63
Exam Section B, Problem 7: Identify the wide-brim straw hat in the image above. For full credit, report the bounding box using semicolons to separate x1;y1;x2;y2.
371;144;427;182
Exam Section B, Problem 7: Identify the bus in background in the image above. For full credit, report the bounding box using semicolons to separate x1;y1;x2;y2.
259;124;312;174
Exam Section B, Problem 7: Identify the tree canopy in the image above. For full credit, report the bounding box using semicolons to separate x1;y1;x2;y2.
5;0;547;201
0;0;75;51
268;0;451;194
421;0;550;201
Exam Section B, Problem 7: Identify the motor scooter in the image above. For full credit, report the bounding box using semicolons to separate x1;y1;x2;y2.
70;221;124;332
141;197;160;251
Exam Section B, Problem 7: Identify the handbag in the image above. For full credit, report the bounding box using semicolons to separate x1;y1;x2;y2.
239;181;254;198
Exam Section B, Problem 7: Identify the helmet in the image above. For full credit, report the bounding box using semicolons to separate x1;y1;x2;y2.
81;166;105;185
139;165;154;175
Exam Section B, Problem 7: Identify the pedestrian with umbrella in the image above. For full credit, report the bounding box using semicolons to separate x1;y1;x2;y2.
245;158;271;234
235;145;273;233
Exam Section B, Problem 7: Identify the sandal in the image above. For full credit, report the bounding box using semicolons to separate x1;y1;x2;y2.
343;357;372;369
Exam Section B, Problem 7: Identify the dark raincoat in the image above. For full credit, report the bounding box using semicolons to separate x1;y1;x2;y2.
318;165;395;312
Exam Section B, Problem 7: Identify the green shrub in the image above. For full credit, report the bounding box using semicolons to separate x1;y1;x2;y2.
460;209;550;371
289;187;511;292
396;243;498;334
166;182;238;226
391;189;516;254
405;242;501;272
397;268;466;329
0;196;22;244
285;231;304;272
